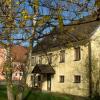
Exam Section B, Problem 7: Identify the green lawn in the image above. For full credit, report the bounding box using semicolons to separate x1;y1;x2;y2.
23;91;71;100
0;85;7;100
0;85;71;100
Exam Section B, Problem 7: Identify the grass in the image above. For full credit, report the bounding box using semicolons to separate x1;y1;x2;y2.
23;90;71;100
0;85;7;100
0;85;71;100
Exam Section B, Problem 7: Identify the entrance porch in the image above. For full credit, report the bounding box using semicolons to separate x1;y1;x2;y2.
32;64;55;91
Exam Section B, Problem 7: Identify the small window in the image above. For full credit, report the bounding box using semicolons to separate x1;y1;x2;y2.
32;56;36;65
38;75;41;81
48;53;52;64
74;47;81;61
39;56;42;64
15;73;17;76
20;72;23;76
59;75;64;83
74;75;81;83
31;75;33;80
60;50;65;63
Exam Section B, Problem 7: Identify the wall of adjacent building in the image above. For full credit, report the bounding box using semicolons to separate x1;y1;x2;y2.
0;48;6;80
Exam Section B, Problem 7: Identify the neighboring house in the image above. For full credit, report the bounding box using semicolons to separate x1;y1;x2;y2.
0;45;27;80
11;45;27;80
27;15;100;97
0;46;6;80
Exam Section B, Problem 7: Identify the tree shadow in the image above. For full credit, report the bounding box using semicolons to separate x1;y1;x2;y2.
23;88;33;100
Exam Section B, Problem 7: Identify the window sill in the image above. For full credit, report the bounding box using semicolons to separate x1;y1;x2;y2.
59;82;64;83
59;61;65;63
74;82;81;83
74;59;80;61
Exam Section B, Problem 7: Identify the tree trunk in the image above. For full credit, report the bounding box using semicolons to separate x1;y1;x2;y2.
16;82;24;100
16;92;23;100
6;45;14;100
7;84;14;100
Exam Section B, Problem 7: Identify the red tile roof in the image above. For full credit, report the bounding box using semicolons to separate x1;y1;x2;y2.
11;45;28;62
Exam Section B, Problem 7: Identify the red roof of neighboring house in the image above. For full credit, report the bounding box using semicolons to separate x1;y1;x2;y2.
0;45;28;63
11;45;28;62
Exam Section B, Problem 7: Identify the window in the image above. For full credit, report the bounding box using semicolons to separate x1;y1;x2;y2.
32;56;36;65
60;50;65;63
74;75;81;83
48;53;52;64
38;75;41;81
15;73;17;76
20;72;23;76
59;75;64;83
39;56;42;64
31;75;33;80
74;47;81;61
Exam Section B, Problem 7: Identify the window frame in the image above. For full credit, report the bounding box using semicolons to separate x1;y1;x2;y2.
32;56;36;65
74;75;81;83
59;50;65;63
20;72;23;76
15;73;17;76
74;47;81;61
48;53;52;64
59;75;65;83
39;56;42;64
38;75;41;81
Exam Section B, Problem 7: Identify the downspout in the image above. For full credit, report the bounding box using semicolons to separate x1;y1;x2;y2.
88;41;92;98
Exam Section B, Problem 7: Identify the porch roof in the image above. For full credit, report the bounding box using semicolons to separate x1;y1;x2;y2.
32;64;55;74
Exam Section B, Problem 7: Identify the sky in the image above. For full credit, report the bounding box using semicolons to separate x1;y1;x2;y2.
0;0;96;47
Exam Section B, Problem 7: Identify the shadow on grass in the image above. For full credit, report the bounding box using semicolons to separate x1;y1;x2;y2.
23;88;33;100
23;89;72;100
0;85;7;100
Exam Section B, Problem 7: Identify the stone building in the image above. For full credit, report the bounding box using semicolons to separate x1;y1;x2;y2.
27;16;100;97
